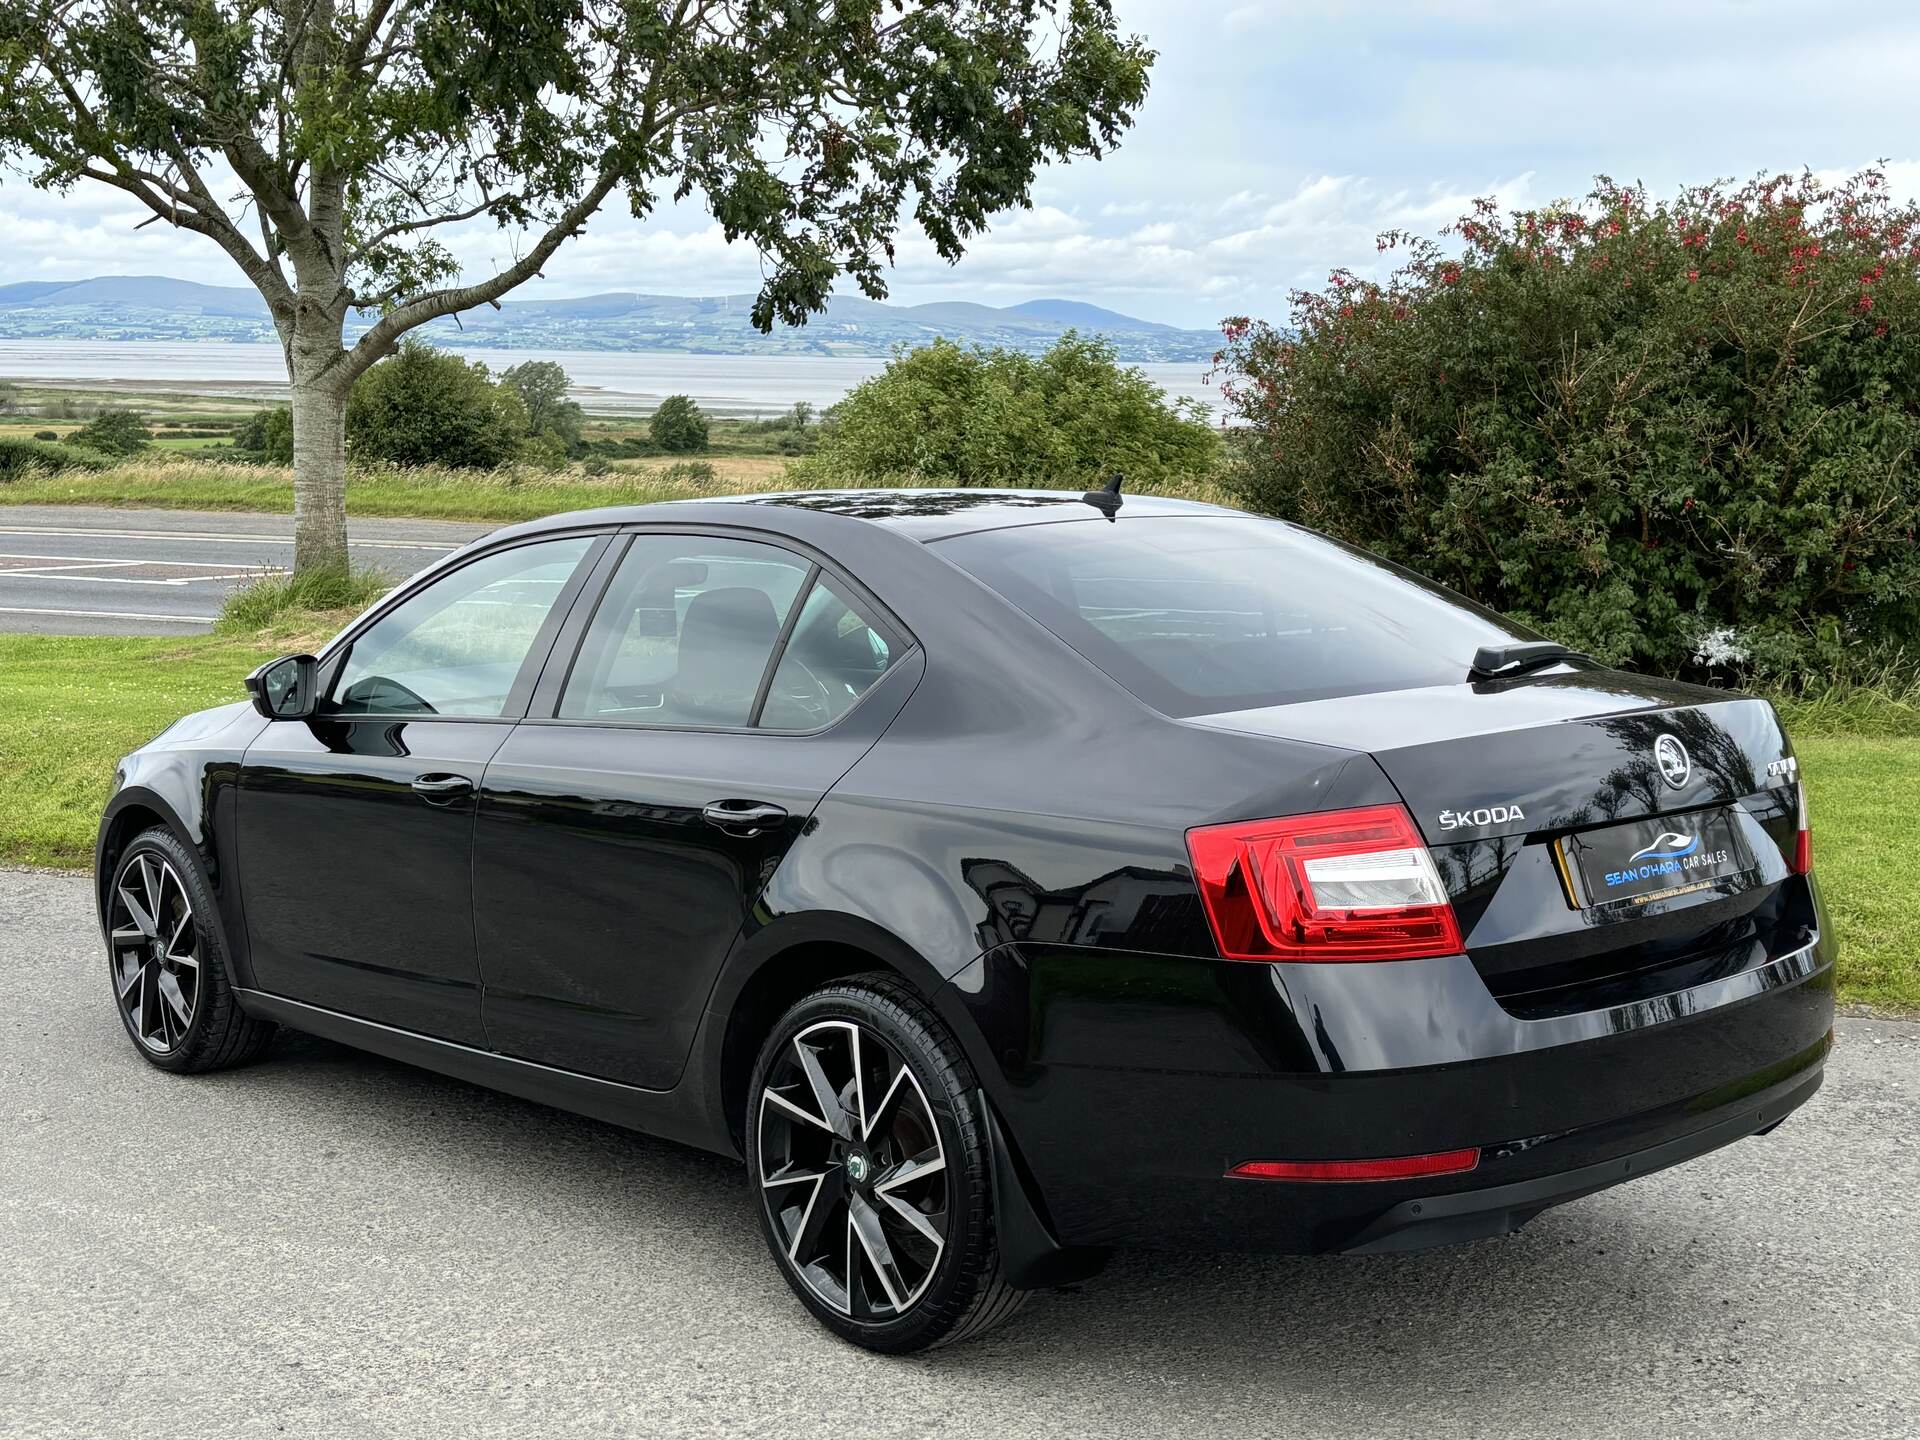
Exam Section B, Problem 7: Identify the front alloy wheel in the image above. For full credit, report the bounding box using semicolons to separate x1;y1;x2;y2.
747;976;1026;1352
109;851;200;1053
103;827;275;1073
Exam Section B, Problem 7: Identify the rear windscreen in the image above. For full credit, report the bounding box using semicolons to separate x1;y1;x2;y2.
935;516;1541;715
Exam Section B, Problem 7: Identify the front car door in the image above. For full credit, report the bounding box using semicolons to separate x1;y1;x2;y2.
236;532;606;1044
471;528;918;1089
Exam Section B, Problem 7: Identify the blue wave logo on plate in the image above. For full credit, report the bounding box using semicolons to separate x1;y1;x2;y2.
1628;831;1700;862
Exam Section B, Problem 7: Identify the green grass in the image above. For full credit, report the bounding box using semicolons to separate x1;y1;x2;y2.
0;631;285;869
1;624;1913;1012
1796;736;1919;1012
216;566;391;631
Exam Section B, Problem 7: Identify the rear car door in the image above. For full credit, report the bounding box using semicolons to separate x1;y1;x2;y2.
471;528;919;1089
236;533;605;1045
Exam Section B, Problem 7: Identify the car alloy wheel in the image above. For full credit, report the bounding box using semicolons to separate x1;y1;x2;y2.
756;1018;950;1320
109;851;201;1054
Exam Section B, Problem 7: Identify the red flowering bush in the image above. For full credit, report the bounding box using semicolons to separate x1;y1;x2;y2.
1214;168;1920;686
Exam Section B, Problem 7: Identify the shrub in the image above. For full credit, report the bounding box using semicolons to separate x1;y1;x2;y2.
799;332;1218;487
33;430;58;441
0;436;111;478
68;408;153;455
233;406;294;464
1214;168;1920;688
649;394;710;453
657;459;716;484
347;340;529;469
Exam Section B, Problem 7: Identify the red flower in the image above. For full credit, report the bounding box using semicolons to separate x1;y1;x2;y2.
1688;270;1699;282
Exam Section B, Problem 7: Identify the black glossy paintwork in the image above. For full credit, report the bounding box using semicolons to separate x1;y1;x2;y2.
95;490;1836;1264
472;652;924;1088
237;717;513;1046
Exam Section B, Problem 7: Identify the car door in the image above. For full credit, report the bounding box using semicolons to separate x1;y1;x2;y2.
236;532;608;1045
471;528;919;1089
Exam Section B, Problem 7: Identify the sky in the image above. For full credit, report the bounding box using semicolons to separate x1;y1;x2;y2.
4;0;1919;330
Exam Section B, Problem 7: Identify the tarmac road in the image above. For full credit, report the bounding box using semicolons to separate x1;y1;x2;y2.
0;506;490;635
0;866;1914;1440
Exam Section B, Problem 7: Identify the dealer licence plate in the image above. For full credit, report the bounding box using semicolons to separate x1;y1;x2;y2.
1559;809;1754;909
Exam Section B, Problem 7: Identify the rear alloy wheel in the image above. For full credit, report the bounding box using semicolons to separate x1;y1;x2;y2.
748;976;1025;1352
106;827;275;1073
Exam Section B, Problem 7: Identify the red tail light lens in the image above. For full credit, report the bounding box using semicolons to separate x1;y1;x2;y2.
1792;778;1812;875
1228;1148;1481;1182
1184;803;1464;962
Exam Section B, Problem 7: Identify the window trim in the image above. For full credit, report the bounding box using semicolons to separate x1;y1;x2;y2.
312;530;613;724
526;523;916;738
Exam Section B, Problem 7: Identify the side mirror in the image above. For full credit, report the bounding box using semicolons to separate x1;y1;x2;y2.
245;654;319;720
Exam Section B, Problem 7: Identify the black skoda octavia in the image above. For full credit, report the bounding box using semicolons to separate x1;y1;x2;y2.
97;488;1832;1352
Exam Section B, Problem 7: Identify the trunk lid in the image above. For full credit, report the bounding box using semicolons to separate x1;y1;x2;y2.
1188;670;1815;1015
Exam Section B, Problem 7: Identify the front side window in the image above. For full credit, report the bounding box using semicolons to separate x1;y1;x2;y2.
328;536;594;717
560;535;812;726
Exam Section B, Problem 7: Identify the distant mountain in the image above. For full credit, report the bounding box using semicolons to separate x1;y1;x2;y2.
0;274;1216;361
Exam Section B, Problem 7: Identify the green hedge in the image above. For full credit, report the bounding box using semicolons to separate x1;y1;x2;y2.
0;437;111;479
1215;168;1920;689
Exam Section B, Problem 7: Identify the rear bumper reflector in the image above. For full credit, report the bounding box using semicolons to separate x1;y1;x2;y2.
1227;1148;1482;1183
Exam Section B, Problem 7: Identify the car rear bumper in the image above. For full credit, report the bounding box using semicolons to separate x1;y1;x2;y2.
942;929;1836;1255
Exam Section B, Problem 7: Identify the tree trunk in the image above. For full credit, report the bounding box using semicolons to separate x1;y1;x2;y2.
287;338;351;575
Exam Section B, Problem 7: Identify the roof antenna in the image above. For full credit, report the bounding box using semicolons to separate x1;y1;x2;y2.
1081;472;1123;519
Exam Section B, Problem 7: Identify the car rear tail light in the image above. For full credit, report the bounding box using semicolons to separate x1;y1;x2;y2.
1227;1148;1481;1182
1184;803;1464;962
1792;778;1812;875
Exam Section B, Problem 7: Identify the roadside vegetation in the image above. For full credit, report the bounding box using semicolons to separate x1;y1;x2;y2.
1213;167;1920;698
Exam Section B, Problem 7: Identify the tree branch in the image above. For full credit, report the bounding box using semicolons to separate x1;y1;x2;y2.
337;166;624;383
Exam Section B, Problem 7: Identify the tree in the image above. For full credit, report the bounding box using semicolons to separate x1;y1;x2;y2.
234;405;294;465
649;394;709;454
501;361;583;449
1213;168;1920;686
67;407;152;455
347;340;527;469
0;4;1151;574
0;380;17;413
798;333;1218;487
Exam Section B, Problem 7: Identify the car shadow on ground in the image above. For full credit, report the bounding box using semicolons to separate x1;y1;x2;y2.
202;1023;1813;1405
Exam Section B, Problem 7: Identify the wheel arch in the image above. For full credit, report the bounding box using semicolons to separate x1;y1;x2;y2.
95;787;200;925
705;912;974;1155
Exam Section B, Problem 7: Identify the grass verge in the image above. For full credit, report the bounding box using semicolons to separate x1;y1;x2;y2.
0;453;1238;521
0;454;806;521
0;625;1912;1012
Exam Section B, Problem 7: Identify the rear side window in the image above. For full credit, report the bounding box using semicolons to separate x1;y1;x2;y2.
759;576;896;731
560;536;811;726
936;516;1538;715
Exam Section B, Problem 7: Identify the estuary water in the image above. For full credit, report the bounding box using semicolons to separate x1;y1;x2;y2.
0;340;1220;417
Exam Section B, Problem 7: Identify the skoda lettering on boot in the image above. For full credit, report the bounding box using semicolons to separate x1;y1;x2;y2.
1437;802;1527;831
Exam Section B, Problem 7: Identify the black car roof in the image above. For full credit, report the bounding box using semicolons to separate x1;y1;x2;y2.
494;488;1245;544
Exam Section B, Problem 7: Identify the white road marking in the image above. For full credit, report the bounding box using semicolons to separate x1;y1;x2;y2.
0;570;274;587
0;552;281;586
0;552;263;569
0;606;207;624
0;524;459;551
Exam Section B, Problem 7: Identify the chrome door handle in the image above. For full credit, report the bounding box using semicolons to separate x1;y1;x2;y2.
411;773;474;804
701;800;788;835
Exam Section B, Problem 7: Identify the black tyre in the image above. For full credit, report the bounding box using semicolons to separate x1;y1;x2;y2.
105;826;275;1073
747;973;1026;1352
